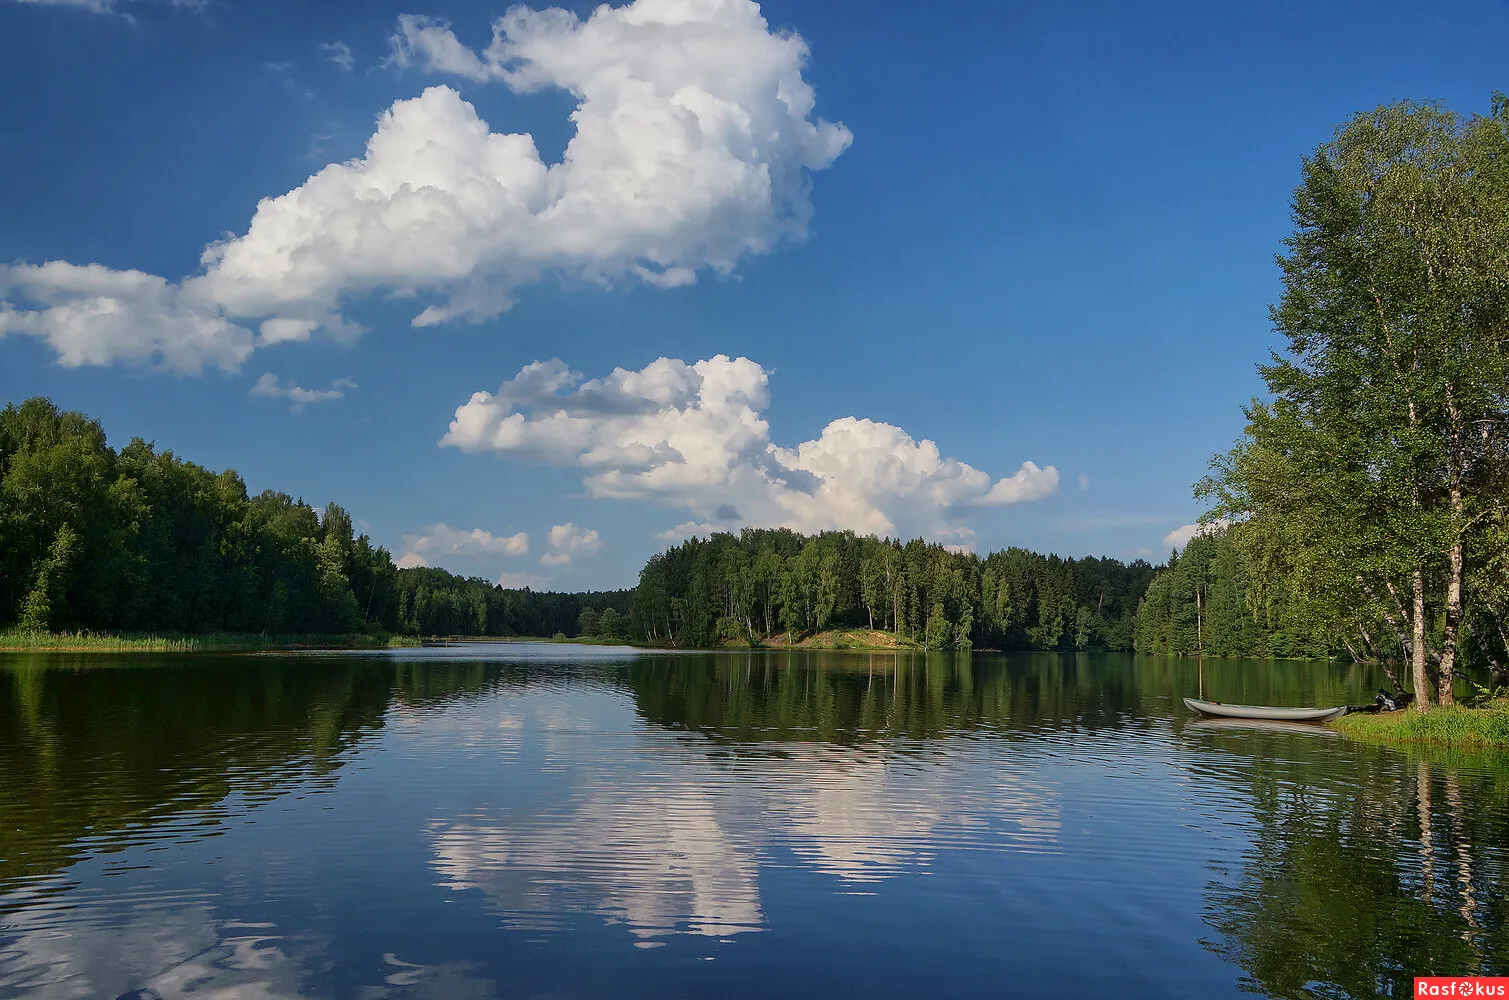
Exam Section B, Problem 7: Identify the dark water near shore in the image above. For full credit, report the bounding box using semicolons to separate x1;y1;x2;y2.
1;647;1506;998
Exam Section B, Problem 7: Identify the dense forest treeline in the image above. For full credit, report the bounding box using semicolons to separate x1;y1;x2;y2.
0;398;629;639
629;528;1158;651
1;394;1421;664
395;566;632;639
0;397;399;636
1;394;1322;656
1132;528;1331;660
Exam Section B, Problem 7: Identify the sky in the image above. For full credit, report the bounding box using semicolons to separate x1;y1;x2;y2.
3;0;1508;591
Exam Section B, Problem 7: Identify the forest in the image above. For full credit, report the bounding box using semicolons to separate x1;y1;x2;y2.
395;566;632;640
0;393;1327;656
0;397;629;640
627;528;1158;651
1132;528;1330;660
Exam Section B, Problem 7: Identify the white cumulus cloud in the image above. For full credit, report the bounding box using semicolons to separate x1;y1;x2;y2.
0;0;849;373
398;523;531;568
0;262;255;374
249;373;356;411
541;522;602;566
444;355;1060;541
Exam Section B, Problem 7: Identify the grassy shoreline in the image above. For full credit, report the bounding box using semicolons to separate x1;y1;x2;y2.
1331;701;1509;749
0;630;423;653
435;629;931;652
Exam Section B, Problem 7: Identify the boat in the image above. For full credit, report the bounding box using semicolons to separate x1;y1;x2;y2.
1182;697;1346;723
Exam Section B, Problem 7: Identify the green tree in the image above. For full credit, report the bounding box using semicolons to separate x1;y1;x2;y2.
18;523;78;631
1203;97;1509;706
925;602;951;651
598;606;625;641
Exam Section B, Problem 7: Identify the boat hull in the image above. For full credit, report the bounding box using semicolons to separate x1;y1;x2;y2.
1182;697;1346;723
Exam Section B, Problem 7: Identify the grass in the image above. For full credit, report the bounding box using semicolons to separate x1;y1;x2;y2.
751;628;926;651
1331;699;1509;748
0;629;414;653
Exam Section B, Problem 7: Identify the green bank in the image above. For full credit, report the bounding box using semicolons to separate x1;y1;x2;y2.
1333;702;1509;749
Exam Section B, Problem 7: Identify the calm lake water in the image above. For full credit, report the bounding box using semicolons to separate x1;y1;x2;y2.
1;646;1506;999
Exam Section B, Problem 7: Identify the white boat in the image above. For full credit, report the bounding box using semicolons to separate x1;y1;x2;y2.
1182;697;1346;723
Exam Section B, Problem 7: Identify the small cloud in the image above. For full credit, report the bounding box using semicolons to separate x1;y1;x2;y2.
1077;472;1090;491
396;552;428;569
496;570;551;590
1161;518;1232;552
12;0;123;15
249;373;355;411
398;524;529;568
978;461;1059;506
12;0;209;21
263;61;314;101
321;40;354;71
1134;547;1154;558
656;521;715;544
540;522;602;566
259;317;317;344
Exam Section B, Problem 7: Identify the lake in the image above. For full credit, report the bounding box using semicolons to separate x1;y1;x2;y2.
1;646;1505;998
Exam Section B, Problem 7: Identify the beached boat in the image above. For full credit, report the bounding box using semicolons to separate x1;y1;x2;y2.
1182;697;1346;723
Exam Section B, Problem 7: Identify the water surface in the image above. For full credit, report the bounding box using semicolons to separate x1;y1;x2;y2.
1;647;1504;998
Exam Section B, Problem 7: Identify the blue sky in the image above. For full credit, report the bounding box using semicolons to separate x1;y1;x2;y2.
3;0;1507;590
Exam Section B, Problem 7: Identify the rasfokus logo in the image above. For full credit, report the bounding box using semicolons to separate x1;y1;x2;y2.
1417;979;1509;997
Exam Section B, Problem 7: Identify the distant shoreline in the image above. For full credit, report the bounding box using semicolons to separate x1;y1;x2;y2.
0;631;423;654
1;628;1352;657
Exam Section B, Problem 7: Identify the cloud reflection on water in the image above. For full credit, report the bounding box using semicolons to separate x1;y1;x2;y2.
0;883;497;1000
425;692;1061;940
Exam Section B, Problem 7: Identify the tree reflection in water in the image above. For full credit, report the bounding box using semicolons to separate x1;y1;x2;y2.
1202;740;1509;997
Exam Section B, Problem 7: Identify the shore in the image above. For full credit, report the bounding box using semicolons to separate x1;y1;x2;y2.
1331;701;1509;749
428;631;928;652
0;630;423;653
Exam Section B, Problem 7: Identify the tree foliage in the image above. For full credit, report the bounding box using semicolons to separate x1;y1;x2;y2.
1201;96;1509;706
629;528;1155;651
0;398;401;635
393;566;630;639
1133;527;1330;658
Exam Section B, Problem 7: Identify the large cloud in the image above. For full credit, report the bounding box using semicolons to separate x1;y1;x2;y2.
0;0;850;374
443;355;1060;541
